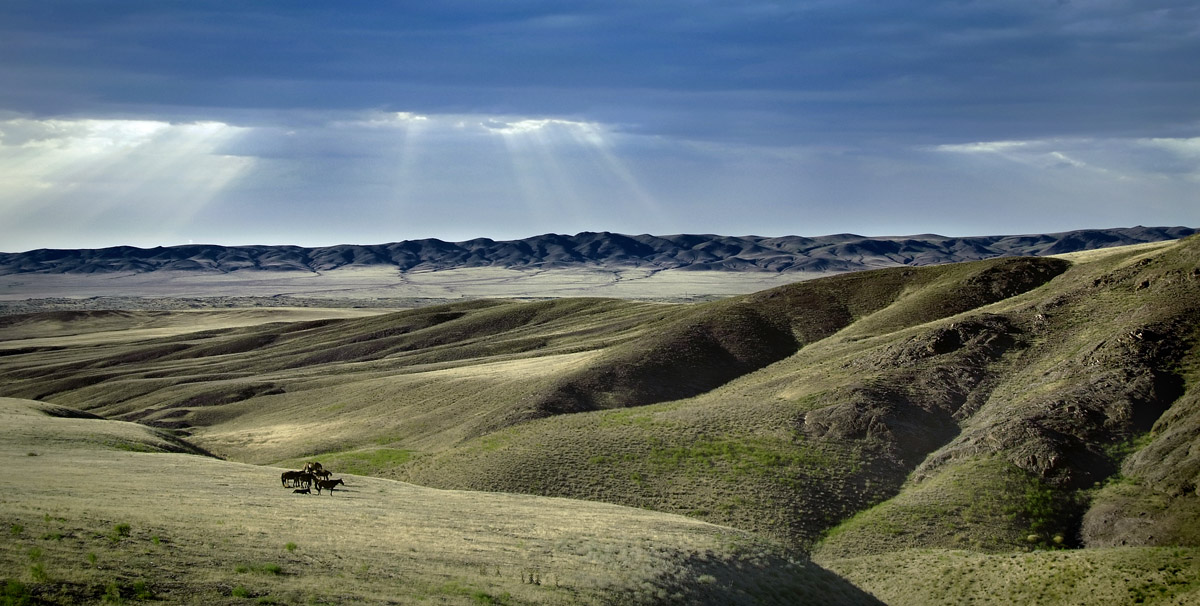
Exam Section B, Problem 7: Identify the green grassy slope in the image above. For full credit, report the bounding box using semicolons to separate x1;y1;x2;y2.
392;256;1075;548
824;547;1200;606
805;237;1200;601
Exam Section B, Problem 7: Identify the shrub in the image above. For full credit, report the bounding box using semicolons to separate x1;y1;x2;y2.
109;523;131;542
27;564;48;583
236;563;283;576
101;581;122;604
3;579;32;606
132;580;153;600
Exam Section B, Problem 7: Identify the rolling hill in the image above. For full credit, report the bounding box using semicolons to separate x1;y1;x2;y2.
1;397;852;605
2;235;1200;604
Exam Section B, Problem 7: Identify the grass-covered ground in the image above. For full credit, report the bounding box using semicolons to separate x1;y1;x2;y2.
3;237;1200;604
818;546;1200;606
1;397;869;605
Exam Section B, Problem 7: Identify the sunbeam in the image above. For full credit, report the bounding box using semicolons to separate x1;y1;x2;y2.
490;119;590;225
478;116;671;231
0;118;253;249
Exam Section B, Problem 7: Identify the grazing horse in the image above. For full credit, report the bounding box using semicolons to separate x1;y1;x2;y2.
314;478;345;495
296;472;315;490
282;470;316;489
281;470;304;487
312;469;331;482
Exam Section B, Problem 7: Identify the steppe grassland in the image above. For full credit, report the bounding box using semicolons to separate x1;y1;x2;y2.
807;237;1200;603
5;239;1200;604
1;398;844;605
0;307;396;350
0;266;813;301
167;300;677;462
0;298;681;464
1047;239;1177;263
822;547;1200;606
197;349;606;461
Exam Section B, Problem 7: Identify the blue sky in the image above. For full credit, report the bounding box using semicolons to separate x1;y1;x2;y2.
1;1;1198;251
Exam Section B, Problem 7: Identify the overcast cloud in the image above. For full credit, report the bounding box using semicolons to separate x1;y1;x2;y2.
1;1;1197;251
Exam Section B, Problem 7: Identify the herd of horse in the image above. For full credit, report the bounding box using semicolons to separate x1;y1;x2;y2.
281;461;346;495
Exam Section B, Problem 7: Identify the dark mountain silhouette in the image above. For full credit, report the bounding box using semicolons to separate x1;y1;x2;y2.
1;226;1194;275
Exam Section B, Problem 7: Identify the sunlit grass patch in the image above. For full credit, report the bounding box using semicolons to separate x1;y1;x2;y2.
820;546;1200;606
277;447;415;476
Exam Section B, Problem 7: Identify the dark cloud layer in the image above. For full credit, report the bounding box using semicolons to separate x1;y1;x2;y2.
0;1;1197;252
3;1;1198;143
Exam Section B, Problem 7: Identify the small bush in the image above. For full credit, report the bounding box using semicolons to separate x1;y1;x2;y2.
3;579;33;606
472;591;510;605
109;523;131;542
101;581;122;604
27;564;48;583
9;524;22;537
284;542;297;552
132;580;153;600
232;585;251;598
236;563;283;576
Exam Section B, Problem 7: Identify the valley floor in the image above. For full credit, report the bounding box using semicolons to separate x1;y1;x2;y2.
0;266;816;303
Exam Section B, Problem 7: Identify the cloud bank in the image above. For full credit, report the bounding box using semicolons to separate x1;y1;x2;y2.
0;1;1197;251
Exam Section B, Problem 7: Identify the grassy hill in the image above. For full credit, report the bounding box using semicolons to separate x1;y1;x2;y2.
0;397;866;605
3;237;1200;603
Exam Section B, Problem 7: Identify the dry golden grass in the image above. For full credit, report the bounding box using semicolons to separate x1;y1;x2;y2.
817;547;1200;606
0;266;814;302
0;307;397;350
0;397;874;605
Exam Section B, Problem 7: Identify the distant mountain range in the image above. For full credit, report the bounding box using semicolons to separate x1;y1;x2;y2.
1;226;1195;275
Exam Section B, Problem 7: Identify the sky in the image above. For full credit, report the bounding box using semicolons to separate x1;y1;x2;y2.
1;1;1198;252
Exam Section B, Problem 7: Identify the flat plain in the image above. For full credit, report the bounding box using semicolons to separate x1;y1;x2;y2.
0;266;814;303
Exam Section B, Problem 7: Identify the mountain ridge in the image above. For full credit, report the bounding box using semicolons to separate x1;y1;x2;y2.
2;226;1194;275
